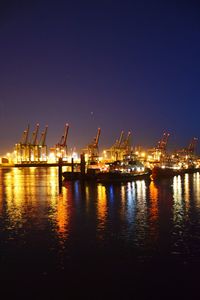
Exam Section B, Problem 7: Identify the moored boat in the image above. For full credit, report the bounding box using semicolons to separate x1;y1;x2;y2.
63;157;151;182
152;165;200;179
62;169;151;182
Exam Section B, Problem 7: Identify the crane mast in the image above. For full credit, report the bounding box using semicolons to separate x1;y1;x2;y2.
55;123;69;159
187;137;198;155
120;131;131;154
39;126;48;147
94;127;101;147
157;132;170;152
61;123;69;147
118;131;124;148
87;128;101;163
20;125;30;145
31;123;39;145
37;125;48;162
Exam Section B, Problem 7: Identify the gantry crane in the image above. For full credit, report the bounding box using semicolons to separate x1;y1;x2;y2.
39;125;48;147
151;132;170;162
111;130;125;161
104;130;132;161
187;137;198;156
20;124;30;145
16;123;42;163
175;137;198;166
38;125;48;162
121;131;131;153
31;123;39;146
55;123;69;159
15;124;30;162
87;128;101;163
29;123;40;162
157;132;170;152
113;131;124;149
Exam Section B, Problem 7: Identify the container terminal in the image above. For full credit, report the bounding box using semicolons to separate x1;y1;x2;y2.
0;123;200;180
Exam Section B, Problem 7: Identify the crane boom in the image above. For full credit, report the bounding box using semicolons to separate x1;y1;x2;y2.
94;128;101;147
39;125;48;146
62;123;69;147
118;131;124;148
188;137;198;154
20;125;29;145
157;132;170;151
31;123;39;145
126;131;131;144
57;123;69;147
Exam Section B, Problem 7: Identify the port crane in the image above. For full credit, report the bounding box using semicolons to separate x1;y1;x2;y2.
111;130;125;161
20;124;30;145
39;126;48;146
157;132;170;152
55;123;69;159
113;131;124;149
31;123;39;145
187;137;198;155
87;128;101;163
57;123;69;148
105;130;132;161
38;125;48;162
16;123;45;163
122;131;131;153
15;125;30;162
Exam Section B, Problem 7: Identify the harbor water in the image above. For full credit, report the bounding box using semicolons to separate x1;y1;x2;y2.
0;167;200;295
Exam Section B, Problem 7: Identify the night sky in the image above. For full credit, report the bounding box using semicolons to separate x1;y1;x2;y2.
0;0;200;154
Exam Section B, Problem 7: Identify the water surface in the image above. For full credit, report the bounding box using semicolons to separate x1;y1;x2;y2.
0;167;200;294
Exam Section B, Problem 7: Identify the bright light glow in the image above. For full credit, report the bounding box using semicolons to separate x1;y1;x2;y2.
72;152;78;160
48;152;57;163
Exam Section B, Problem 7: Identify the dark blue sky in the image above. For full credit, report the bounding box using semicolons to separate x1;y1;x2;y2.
0;0;200;154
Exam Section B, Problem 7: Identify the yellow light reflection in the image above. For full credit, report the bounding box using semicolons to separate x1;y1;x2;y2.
120;185;126;218
85;185;90;213
0;170;3;215
173;175;184;224
56;187;70;242
149;181;159;242
184;174;190;213
149;181;158;222
193;172;200;208
135;180;147;242
48;167;59;204
5;169;25;225
97;184;107;239
126;182;136;224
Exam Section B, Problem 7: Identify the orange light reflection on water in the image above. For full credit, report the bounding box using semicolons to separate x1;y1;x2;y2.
4;169;26;225
97;184;107;239
173;175;184;225
193;172;200;208
184;174;190;214
56;187;70;243
134;180;147;243
149;181;159;242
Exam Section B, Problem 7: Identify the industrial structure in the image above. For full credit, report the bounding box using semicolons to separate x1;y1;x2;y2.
1;124;199;172
82;128;101;163
103;130;133;161
145;132;170;163
15;124;48;163
49;123;69;161
171;137;198;167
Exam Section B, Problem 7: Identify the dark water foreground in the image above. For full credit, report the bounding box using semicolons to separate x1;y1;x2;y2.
0;167;200;297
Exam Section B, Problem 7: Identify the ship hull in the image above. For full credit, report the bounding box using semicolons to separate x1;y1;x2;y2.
152;166;200;179
62;170;151;182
